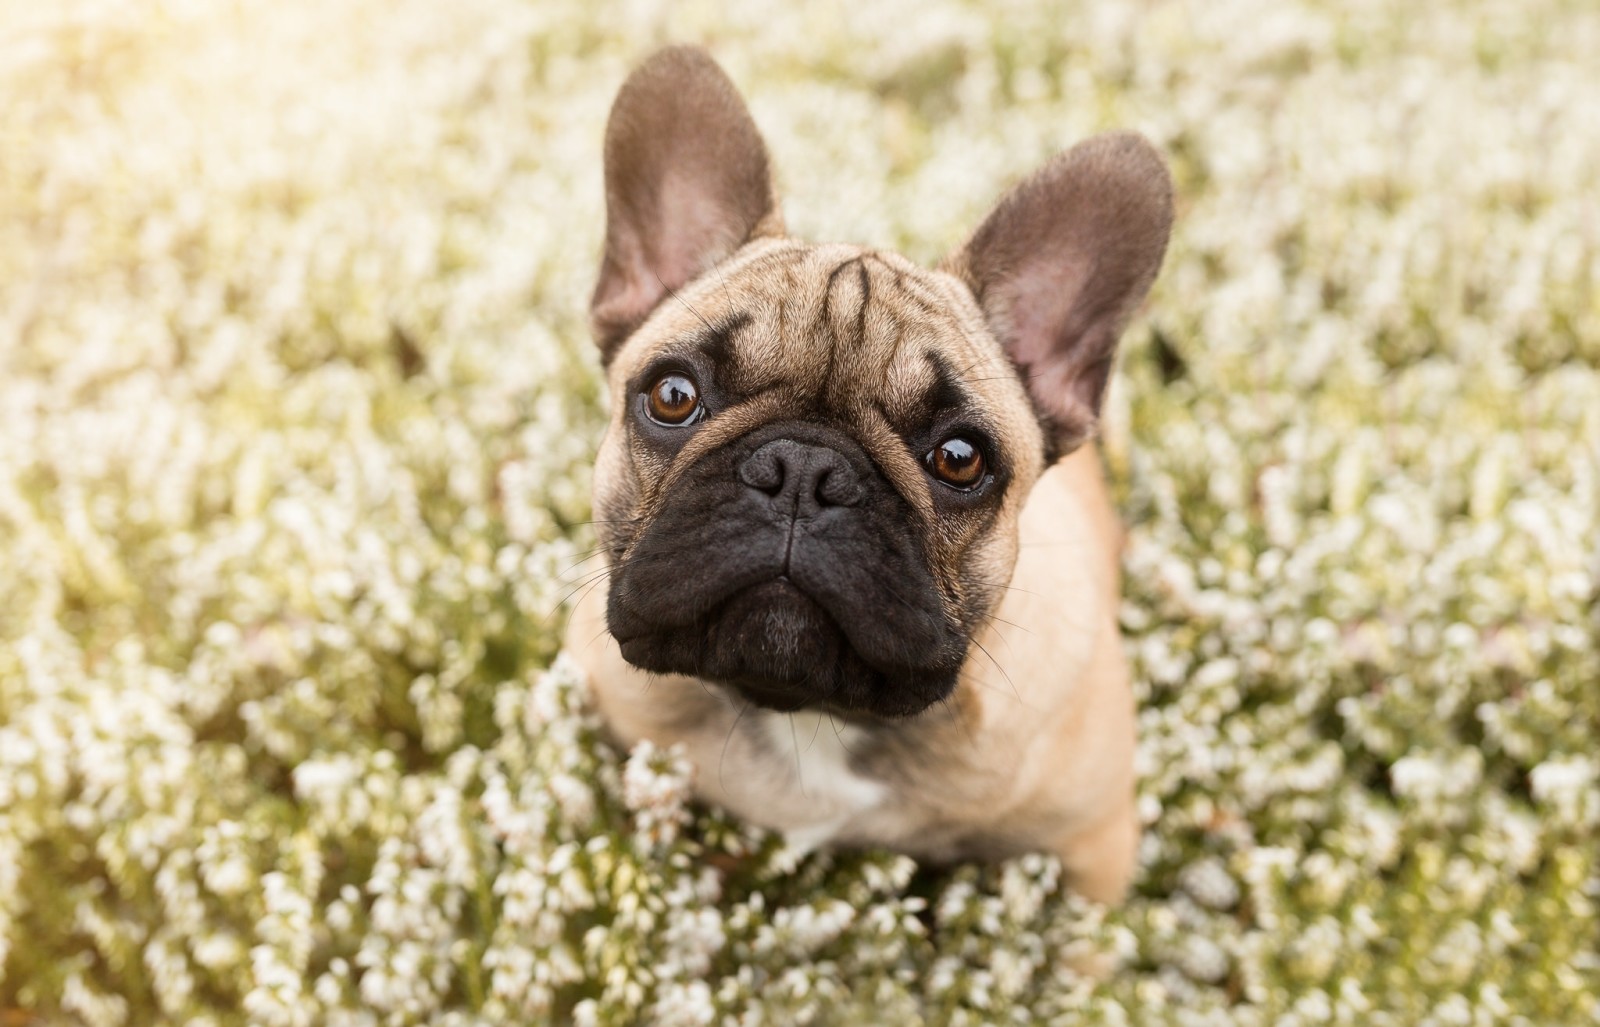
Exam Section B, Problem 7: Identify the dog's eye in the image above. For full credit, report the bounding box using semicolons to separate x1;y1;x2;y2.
645;373;702;426
926;437;986;490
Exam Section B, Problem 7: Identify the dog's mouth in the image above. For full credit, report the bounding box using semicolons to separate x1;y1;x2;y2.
611;573;964;719
703;577;838;691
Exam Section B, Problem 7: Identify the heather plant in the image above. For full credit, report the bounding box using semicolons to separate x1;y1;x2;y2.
1;0;1596;1024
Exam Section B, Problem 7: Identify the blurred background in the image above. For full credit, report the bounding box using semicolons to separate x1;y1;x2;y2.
1;0;1597;1023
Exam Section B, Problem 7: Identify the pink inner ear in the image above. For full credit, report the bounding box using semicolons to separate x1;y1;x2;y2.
654;169;738;294
1000;251;1097;417
595;175;735;336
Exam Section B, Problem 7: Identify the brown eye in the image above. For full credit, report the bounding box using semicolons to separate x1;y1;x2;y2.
646;373;701;425
927;437;986;490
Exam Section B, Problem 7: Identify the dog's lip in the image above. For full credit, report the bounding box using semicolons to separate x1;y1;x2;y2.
608;573;810;645
616;573;961;683
718;677;815;712
609;573;966;718
720;574;837;637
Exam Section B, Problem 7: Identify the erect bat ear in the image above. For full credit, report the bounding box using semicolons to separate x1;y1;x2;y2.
590;46;783;365
943;132;1174;459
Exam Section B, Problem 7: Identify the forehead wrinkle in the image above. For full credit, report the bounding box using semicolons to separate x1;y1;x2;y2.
813;255;870;406
822;262;903;409
877;315;962;427
870;254;966;327
881;275;1015;423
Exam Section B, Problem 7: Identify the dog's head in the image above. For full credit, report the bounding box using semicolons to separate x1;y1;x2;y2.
587;47;1172;719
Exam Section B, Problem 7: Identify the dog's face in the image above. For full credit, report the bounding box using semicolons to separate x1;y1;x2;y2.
597;242;1045;717
586;48;1172;720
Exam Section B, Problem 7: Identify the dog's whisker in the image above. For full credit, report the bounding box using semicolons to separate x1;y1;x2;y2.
544;570;615;622
969;635;1021;707
550;546;699;609
719;698;754;799
787;711;807;798
550;559;617;590
965;580;1043;599
653;268;715;333
967;372;1045;383
554;546;617;578
567;574;613;620
962;674;1043;713
805;708;826;752
985;613;1035;644
936;694;977;750
953;353;1006;379
544;543;683;617
825;712;863;758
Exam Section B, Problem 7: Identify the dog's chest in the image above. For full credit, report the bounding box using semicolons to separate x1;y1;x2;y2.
755;711;888;851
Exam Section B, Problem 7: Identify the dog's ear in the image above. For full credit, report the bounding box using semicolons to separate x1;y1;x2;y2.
944;133;1173;459
591;46;782;364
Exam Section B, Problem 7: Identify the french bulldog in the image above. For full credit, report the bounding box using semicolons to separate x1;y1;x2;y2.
563;46;1172;903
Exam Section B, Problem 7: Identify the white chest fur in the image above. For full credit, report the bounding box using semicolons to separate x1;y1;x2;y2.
757;711;888;852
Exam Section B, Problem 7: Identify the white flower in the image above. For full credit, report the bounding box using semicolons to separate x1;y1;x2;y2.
1178;858;1240;911
621;740;696;849
1529;756;1598;824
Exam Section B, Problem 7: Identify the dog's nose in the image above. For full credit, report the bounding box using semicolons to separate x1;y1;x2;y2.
739;439;862;515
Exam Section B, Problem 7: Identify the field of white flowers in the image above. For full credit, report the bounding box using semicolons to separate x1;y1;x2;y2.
2;0;1597;1023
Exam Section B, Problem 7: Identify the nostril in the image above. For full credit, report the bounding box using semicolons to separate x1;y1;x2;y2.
739;451;787;495
815;464;862;507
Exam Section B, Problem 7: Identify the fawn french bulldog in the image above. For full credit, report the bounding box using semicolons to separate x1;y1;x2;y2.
564;46;1172;903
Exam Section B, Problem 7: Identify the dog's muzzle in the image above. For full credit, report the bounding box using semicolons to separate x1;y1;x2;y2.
605;420;967;718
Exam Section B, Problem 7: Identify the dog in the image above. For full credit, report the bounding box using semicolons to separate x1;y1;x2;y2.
563;46;1172;904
